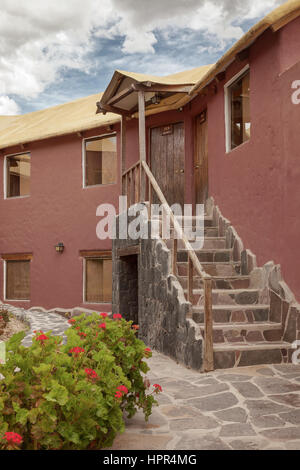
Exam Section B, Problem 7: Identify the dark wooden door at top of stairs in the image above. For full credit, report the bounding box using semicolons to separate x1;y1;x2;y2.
150;122;185;208
195;112;208;205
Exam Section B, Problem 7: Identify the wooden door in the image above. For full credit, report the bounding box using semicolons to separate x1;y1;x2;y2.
194;112;208;205
150;122;185;207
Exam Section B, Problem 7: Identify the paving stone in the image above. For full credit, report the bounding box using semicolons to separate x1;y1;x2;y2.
229;439;266;451
245;399;291;417
216;374;252;382
214;407;248;424
193;378;220;386
169;415;219;431
285;441;300;450
269;394;300;407
279;410;300;425
175;383;229;400
108;433;172;450
161;405;205;419
220;423;256;437
176;433;230;450
252;415;286;429
254;377;300;395
238;349;283;367
257;368;276;377
232;381;264;398
189;392;238;412
261;427;300;441
274;364;300;375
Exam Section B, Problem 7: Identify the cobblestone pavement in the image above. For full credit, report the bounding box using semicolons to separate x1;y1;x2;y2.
110;352;300;451
0;304;70;347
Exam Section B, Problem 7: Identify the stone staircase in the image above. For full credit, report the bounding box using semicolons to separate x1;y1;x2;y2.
165;210;294;370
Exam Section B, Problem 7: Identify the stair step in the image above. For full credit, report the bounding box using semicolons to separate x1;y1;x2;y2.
178;275;250;290
199;322;283;344
165;237;226;250
192;304;270;324
214;341;291;353
185;288;260;305
177;249;232;263
152;215;214;228
213;340;291;369
177;262;241;277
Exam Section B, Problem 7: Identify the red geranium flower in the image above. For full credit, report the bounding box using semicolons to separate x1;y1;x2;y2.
117;385;128;395
69;347;85;357
85;368;99;380
100;312;108;318
98;323;106;330
113;314;122;320
68;319;76;324
78;332;87;338
115;391;123;399
132;324;139;330
36;334;49;344
153;384;162;393
144;347;152;357
2;432;23;445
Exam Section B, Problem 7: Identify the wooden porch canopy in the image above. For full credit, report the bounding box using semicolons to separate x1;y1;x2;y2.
96;67;213;118
96;67;213;201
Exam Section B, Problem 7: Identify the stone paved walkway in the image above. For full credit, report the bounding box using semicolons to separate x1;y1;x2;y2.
0;304;70;347
3;304;300;450
110;352;300;451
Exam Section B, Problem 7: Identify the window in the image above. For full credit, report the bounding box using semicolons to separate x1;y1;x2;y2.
225;68;250;151
84;135;117;187
6;153;31;198
5;259;31;301
84;256;112;303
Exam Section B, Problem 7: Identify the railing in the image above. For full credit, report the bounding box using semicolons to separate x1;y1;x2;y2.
122;160;214;372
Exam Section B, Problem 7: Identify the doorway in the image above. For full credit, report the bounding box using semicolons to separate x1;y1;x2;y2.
119;254;139;324
150;122;185;207
194;111;208;205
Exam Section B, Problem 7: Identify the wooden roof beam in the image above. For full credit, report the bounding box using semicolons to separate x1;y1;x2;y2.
107;86;134;107
96;101;132;117
132;83;193;94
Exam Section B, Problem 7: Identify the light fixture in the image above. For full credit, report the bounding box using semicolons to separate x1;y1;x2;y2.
55;242;65;253
151;93;161;105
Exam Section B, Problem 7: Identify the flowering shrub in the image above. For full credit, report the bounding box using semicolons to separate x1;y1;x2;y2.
0;314;160;450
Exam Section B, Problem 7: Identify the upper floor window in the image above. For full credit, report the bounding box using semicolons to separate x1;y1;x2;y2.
84;134;117;187
6;153;31;198
225;67;250;151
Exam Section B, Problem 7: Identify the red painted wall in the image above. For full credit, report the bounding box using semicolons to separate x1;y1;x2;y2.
0;125;121;311
205;20;300;301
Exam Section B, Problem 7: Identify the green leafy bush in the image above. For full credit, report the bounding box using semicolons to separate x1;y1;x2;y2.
0;313;160;450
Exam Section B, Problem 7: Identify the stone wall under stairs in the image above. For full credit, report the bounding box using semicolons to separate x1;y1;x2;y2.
112;201;300;372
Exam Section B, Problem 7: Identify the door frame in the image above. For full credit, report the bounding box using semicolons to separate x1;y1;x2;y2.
194;109;208;209
148;120;186;205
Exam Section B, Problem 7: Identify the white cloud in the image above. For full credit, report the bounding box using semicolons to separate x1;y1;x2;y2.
0;0;285;114
0;96;20;115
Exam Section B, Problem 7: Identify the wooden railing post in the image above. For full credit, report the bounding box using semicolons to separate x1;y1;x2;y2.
203;278;214;372
188;257;193;303
172;237;178;275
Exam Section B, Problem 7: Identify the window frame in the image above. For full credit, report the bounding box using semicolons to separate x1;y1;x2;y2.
82;251;112;304
4;151;31;200
82;133;117;189
3;255;32;302
224;64;250;153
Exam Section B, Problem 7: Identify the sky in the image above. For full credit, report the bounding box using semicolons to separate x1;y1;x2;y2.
0;0;286;115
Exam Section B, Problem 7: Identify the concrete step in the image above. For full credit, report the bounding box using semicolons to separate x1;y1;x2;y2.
177;275;251;290
198;322;283;344
192;304;270;324
185;288;260;306
213;341;291;369
177;262;241;277
177;249;232;263
165;237;227;250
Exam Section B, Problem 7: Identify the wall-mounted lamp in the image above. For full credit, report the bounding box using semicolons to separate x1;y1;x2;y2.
55;242;65;254
151;93;161;105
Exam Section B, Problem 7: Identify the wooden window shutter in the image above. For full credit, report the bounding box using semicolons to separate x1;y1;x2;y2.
6;260;30;300
85;258;112;303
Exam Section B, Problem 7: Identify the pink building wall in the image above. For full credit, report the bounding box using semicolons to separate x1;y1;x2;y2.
0;124;121;311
